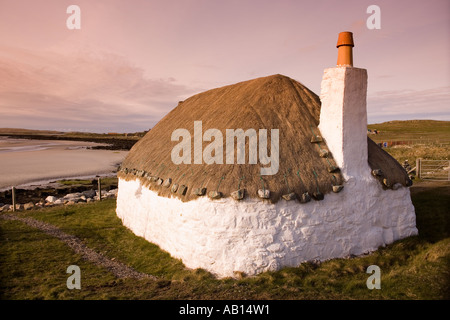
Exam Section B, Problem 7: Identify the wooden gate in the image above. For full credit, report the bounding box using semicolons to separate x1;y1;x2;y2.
416;159;450;181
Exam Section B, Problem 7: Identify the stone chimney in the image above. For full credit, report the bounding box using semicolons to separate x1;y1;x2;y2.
318;32;370;180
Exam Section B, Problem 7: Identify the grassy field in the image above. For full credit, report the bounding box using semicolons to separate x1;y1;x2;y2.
368;120;450;165
57;177;118;189
368;120;450;141
0;180;448;300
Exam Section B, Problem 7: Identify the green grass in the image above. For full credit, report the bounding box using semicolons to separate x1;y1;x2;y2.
26;200;187;278
57;177;118;189
57;179;93;186
368;120;450;142
368;120;450;165
0;217;118;299
1;181;449;300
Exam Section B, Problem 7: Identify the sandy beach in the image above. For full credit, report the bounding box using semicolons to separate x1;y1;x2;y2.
0;137;128;190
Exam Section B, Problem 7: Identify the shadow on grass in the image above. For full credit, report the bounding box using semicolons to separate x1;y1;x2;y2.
411;182;450;243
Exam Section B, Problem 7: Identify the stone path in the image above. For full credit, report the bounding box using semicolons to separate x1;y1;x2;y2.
0;213;156;280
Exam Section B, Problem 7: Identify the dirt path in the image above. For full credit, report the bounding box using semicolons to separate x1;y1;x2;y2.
0;214;156;280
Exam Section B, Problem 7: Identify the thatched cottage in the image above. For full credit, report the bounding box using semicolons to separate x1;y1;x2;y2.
116;32;417;278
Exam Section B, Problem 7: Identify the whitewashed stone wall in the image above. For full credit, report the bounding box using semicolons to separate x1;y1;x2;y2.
319;67;370;180
116;176;417;278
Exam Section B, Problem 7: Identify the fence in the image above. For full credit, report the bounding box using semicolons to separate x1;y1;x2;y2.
377;139;450;148
7;178;104;212
416;159;450;181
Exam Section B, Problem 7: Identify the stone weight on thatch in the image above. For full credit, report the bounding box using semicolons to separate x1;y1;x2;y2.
332;185;344;193
372;169;383;177
258;189;270;199
328;166;339;173
178;185;188;196
137;170;146;177
231;189;245;201
208;191;222;199
171;184;179;193
282;192;296;201
192;187;206;196
300;192;312;203
319;150;330;158
312;192;324;201
162;178;172;188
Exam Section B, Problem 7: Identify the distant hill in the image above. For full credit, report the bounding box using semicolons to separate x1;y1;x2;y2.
0;128;64;135
0;128;148;138
0;128;143;150
2;120;448;141
367;120;450;142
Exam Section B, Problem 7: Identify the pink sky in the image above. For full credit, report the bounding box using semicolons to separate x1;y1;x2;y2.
0;0;448;132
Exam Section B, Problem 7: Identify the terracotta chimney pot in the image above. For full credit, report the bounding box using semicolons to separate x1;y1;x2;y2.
336;31;354;67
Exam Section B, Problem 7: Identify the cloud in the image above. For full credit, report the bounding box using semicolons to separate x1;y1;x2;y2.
367;86;450;123
0;46;199;132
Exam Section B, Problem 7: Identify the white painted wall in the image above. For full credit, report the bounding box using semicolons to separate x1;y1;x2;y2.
319;67;370;180
116;176;417;278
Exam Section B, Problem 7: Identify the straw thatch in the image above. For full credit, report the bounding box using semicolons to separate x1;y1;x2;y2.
367;137;411;188
119;74;409;202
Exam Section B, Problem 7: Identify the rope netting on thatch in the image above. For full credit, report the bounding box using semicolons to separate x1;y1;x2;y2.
367;137;412;189
118;74;410;203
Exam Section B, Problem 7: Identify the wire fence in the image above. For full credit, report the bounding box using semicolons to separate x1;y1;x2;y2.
416;159;450;181
373;139;450;148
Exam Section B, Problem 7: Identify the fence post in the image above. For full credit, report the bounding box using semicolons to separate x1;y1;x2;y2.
12;186;16;212
416;158;421;179
98;178;102;201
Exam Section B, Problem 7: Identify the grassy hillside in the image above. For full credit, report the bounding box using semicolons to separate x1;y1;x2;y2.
368;120;449;141
368;120;450;165
0;128;144;150
0;128;145;140
0;128;64;135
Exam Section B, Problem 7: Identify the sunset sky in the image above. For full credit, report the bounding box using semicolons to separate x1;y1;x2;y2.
0;0;449;133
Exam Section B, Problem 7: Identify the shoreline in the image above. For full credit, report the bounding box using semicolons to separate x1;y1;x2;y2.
0;176;120;210
0;172;119;192
0;137;128;190
0;133;138;151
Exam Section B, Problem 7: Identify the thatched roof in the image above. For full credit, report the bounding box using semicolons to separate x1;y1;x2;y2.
118;74;410;203
367;137;411;188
